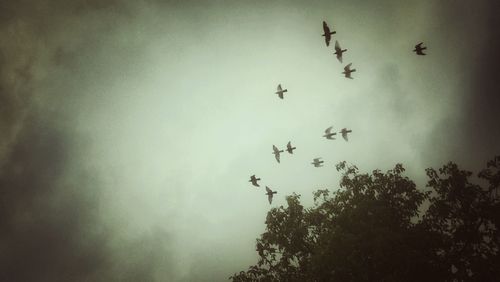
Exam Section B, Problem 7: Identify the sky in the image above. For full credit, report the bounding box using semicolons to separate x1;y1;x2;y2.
1;0;499;281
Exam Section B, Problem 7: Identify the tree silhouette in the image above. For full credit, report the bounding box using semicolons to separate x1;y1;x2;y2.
231;157;500;281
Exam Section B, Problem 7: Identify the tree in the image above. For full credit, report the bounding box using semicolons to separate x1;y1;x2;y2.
230;157;500;281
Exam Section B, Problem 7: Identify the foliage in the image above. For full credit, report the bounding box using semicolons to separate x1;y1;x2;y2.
230;157;500;281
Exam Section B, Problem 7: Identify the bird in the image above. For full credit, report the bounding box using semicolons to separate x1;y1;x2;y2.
265;186;277;204
334;40;347;63
342;63;356;79
249;175;261;187
413;42;427;55
311;158;324;167
339;128;352;141
275;84;288;99
272;145;284;163
286;141;296;154
322;21;336;46
323;126;337;140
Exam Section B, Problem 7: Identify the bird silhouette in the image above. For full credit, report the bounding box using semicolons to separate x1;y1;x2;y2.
340;128;352;141
275;84;288;99
249;175;261;187
311;158;324;167
334;40;347;63
322;21;336;46
272;145;284;163
323;126;337;140
413;42;427;55
286;141;296;154
342;63;356;79
266;186;277;204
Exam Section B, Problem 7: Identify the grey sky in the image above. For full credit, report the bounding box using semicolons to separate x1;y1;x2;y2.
1;0;499;281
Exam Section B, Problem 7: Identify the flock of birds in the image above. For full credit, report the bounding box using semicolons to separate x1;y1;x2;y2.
249;20;427;205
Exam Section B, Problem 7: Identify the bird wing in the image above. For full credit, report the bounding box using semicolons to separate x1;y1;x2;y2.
416;42;423;48
287;141;291;150
273;146;281;162
344;63;352;71
266;186;272;193
342;131;348;141
336;53;343;63
268;193;273;204
278;92;283;99
323;21;329;33
325;126;333;134
323;22;331;46
277;84;282;91
335;40;340;51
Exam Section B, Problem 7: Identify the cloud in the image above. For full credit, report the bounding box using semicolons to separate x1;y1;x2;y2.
0;115;108;281
0;1;177;281
415;0;500;168
1;0;499;281
0;114;177;281
461;1;500;160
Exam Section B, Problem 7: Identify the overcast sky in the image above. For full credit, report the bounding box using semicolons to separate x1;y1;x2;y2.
1;0;499;281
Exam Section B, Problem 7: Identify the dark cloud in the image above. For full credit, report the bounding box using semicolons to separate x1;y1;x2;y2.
426;0;500;167
462;0;500;161
0;115;108;281
0;1;175;281
0;113;175;281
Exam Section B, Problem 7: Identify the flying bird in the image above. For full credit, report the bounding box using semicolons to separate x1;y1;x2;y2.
249;175;261;187
286;141;296;154
334;40;347;63
275;84;288;99
322;21;336;46
311;158;324;167
323;126;337;140
265;186;277;204
342;63;356;79
339;128;352;141
413;42;427;55
272;145;284;163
